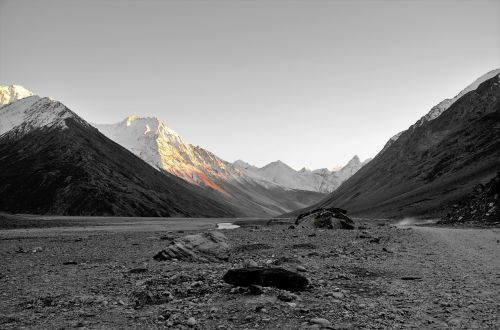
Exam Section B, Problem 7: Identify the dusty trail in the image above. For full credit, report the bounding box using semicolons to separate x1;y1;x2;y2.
411;226;500;274
385;225;500;328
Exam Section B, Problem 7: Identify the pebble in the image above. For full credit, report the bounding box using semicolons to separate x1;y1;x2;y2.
310;317;332;327
186;317;196;326
244;259;258;268
296;265;307;272
278;291;297;302
249;284;263;295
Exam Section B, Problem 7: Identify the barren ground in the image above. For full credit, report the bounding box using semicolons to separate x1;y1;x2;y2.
0;217;499;329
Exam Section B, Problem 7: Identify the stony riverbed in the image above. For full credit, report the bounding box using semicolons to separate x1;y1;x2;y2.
1;219;499;329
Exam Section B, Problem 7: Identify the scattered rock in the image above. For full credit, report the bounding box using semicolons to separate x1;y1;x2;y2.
186;317;196;326
296;265;307;272
382;247;393;253
243;259;258;268
327;291;344;299
310;317;332;327
401;276;422;281
222;267;309;291
62;261;78;265
439;172;500;226
278;291;297;302
128;267;148;274
296;207;355;230
291;243;317;249
248;284;263;295
16;247;43;254
233;243;273;252
133;290;173;307
153;231;229;262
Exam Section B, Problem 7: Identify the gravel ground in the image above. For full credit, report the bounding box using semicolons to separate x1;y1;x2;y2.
0;219;499;329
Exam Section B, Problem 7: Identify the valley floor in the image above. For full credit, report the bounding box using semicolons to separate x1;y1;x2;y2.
0;217;499;329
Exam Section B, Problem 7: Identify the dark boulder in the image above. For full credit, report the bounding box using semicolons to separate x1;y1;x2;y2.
222;267;309;292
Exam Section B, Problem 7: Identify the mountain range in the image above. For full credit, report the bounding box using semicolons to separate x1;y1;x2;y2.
0;94;239;217
95;117;368;216
296;68;500;218
3;68;496;219
0;85;367;217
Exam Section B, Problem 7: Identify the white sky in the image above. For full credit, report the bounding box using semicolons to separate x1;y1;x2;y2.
1;0;499;170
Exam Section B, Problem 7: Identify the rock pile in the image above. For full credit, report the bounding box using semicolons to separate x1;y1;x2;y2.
439;172;500;226
295;207;355;229
153;231;230;262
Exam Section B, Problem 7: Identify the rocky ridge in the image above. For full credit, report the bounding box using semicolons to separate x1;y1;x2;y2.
438;172;500;226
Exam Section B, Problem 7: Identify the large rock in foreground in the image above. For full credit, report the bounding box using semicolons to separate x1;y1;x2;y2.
154;231;230;262
295;207;355;229
223;267;309;292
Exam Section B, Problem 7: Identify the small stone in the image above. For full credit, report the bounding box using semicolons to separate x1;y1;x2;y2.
278;291;297;302
255;305;265;312
186;317;196;326
327;291;344;299
244;259;258;268
249;284;263;295
310;318;331;327
296;265;307;272
382;247;394;253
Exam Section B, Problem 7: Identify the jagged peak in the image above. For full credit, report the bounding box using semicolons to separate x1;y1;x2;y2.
117;115;181;137
233;159;252;167
312;168;331;175
346;155;361;165
263;160;291;169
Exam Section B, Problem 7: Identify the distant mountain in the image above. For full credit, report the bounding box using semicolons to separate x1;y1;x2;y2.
296;69;500;218
96;118;326;216
234;156;371;193
0;85;33;106
0;91;238;217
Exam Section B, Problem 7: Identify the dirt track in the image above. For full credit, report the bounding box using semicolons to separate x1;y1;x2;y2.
0;219;498;329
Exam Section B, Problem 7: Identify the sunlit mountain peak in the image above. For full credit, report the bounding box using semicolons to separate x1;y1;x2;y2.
0;85;35;106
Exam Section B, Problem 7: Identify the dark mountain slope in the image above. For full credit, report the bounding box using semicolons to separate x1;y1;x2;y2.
438;171;499;226
0;99;239;217
295;72;500;218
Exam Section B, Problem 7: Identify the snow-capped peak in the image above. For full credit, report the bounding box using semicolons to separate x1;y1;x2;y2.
233;159;257;170
95;116;235;194
0;85;34;106
0;96;78;137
